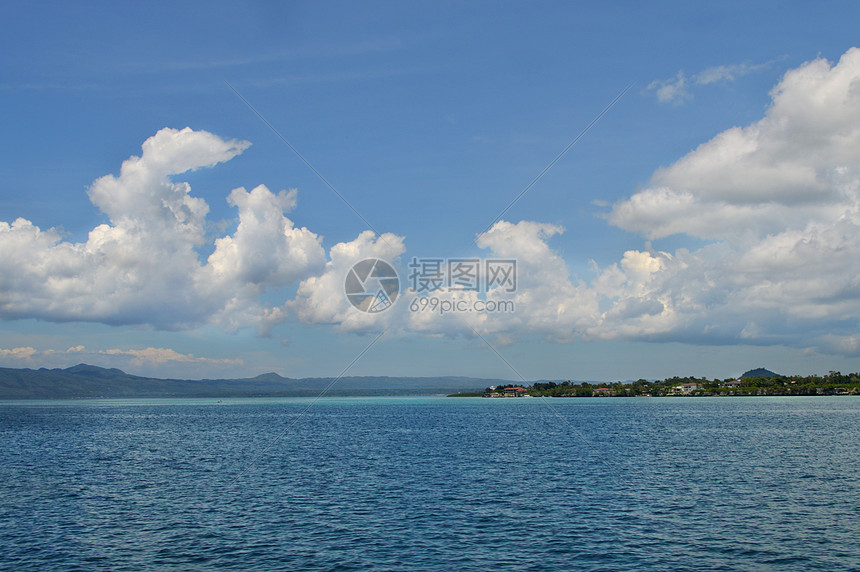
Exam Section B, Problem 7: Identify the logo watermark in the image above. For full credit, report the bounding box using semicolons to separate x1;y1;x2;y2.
407;257;517;294
409;297;516;315
344;258;400;313
344;257;517;314
407;257;516;314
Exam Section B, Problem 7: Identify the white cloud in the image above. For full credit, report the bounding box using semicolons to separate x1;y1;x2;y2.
599;47;860;352
616;48;860;240
647;71;691;105
290;230;406;332
694;61;771;84
305;47;860;357
0;346;38;361
0;345;242;369
295;43;860;361
5;49;860;361
0;127;326;332
101;346;243;367
473;221;599;339
383;221;600;345
200;185;326;331
649;59;774;104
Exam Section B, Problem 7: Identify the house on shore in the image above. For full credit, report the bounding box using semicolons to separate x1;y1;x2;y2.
672;382;701;394
504;386;528;397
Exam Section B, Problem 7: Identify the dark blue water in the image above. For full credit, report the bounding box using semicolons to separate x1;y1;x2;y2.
1;396;859;571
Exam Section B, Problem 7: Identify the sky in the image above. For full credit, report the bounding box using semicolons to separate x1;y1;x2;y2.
2;1;860;382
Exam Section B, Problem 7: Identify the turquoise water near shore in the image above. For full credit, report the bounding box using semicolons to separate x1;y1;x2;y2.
2;396;859;570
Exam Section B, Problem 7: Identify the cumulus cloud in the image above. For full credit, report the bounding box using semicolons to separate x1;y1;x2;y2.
401;221;589;341
0;127;325;331
323;47;860;357
285;44;860;360
5;49;860;361
330;221;600;346
615;48;860;240
471;221;599;340
290;230;406;332
600;48;860;352
200;185;326;331
0;346;38;361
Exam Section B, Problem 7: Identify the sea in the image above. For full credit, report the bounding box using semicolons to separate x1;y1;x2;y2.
1;396;858;571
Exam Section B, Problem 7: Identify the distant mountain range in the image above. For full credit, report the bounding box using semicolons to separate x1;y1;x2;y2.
0;364;513;399
0;364;785;399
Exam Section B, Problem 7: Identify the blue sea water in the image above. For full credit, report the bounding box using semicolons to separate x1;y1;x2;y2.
1;396;859;571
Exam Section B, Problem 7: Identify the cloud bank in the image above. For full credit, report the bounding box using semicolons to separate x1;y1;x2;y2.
606;48;860;353
0;345;242;369
3;48;860;358
287;48;860;357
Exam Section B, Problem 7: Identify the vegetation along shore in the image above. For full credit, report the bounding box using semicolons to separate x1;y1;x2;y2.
450;369;860;397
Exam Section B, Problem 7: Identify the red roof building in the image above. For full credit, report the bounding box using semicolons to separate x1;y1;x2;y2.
503;386;528;396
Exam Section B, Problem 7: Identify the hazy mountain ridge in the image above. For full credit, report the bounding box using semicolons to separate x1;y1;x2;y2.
0;364;513;399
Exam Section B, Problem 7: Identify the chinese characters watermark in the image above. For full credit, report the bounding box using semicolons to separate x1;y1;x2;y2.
344;257;517;314
407;257;517;294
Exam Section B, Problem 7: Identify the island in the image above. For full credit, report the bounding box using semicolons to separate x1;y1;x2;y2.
470;369;860;397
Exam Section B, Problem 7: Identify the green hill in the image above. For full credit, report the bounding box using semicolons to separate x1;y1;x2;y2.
740;368;781;379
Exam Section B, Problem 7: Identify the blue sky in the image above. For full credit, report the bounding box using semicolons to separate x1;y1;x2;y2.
2;1;860;382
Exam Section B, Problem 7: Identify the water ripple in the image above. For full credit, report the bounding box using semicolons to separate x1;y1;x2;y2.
1;396;859;570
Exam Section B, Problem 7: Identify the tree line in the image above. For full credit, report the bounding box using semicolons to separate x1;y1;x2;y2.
483;372;860;397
